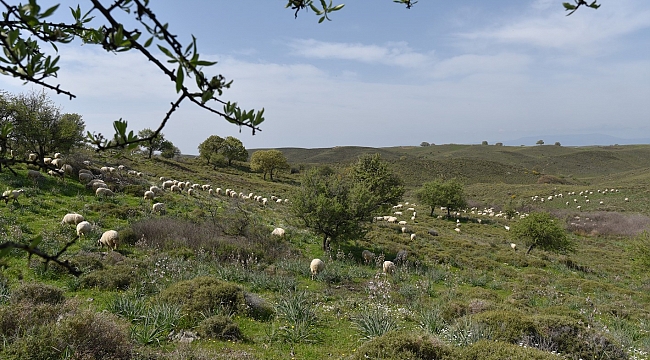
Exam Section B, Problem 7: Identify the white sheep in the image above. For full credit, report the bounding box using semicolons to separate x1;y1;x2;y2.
310;259;325;280
143;190;155;200
394;211;403;216
97;230;119;250
387;216;398;223
187;188;195;196
510;243;517;251
202;184;211;191
2;189;24;204
383;260;396;274
76;221;92;237
361;250;375;265
28;153;37;162
162;180;174;189
208;189;214;196
95;188;114;197
44;157;52;164
398;220;407;226
170;185;180;193
54;152;61;159
152;202;166;214
150;186;162;194
60;164;73;176
401;226;407;234
410;233;416;241
61;213;84;225
271;227;285;237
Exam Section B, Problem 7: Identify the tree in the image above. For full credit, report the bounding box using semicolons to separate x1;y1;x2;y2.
495;142;504;146
198;135;225;168
291;168;367;251
482;140;488;145
137;128;167;159
511;212;573;255
221;136;248;166
250;150;289;180
417;178;467;217
420;141;430;147
349;153;404;213
536;140;545;145
555;142;562;146
159;140;181;159
8;91;85;161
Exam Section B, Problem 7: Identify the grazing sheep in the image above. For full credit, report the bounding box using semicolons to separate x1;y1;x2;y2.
271;227;285;237
97;230;119;250
162;180;174;189
170;185;180;193
28;153;37;162
78;169;93;175
2;189;24;204
361;250;375;265
76;221;92;237
60;164;74;177
383;260;396;274
143;190;155;200
78;172;94;183
27;169;43;182
394;211;403;216
95;188;114;197
387;216;398;223
398;220;407;226
82;160;91;166
625;198;629;202
51;158;63;168
310;259;325;280
394;250;408;264
510;243;517;251
150;186;162;194
202;184;211;191
61;213;84;225
54;152;61;159
410;233;416;241
187;188;195;196
401;226;408;234
44;157;52;164
428;229;439;236
504;226;510;231
152;202;166;215
454;227;461;233
208;189;214;196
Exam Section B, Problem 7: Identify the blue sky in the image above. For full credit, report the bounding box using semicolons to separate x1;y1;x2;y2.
1;0;649;153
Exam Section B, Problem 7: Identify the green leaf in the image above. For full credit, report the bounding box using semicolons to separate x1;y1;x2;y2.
40;4;60;18
157;45;174;59
144;37;153;48
175;66;184;93
331;4;344;11
28;235;43;249
562;3;576;10
318;16;325;23
195;60;217;66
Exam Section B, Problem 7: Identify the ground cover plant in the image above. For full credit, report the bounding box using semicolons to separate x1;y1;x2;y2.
0;144;649;359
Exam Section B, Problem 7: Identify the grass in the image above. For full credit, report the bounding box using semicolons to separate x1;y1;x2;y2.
0;146;649;359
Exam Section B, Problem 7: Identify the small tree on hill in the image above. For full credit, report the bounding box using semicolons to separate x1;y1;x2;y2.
250;149;289;180
138;128;167;159
198;135;225;168
349;153;404;213
536;140;545;145
511;212;573;255
221;136;248;166
420;141;430;147
555;142;561;146
159;140;181;159
481;140;488;145
417;178;466;217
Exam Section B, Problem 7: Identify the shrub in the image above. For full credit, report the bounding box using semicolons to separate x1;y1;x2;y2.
353;306;400;340
197;315;243;341
460;340;560;360
81;264;136;290
159;277;245;321
69;250;105;272
10;282;65;305
473;310;536;343
56;310;132;359
351;331;453;360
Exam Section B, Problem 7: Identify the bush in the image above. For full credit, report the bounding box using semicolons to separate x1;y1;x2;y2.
80;264;136;290
460;340;560;360
10;282;65;305
351;331;452;360
473;310;536;343
197;315;243;341
159;277;244;321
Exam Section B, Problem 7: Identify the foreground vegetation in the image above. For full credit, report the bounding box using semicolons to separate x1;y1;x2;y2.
1;144;649;359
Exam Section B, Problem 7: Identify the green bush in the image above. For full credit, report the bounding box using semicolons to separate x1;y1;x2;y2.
10;282;65;305
473;310;536;343
351;331;453;360
159;277;244;320
459;340;560;360
197;315;242;341
80;264;136;290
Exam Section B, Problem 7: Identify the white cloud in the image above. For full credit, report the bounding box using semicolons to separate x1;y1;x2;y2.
429;53;531;79
288;39;432;67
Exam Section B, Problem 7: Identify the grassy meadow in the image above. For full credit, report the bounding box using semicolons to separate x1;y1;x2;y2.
1;144;649;359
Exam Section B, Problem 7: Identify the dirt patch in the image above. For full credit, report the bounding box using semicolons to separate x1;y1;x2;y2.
554;210;650;236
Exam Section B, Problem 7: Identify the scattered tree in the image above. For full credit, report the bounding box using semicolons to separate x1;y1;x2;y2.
555;142;562;146
511;212;573;255
420;141;430;147
250;150;289;180
481;140;488;145
198;135;225;168
417;178;466;217
159;140;181;159
137;128;167;159
221;136;248;166
349;153;404;213
8;90;85;161
536;140;545;145
495;142;504;146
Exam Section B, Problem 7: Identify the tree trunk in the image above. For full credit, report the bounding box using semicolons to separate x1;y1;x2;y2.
269;169;274;180
447;208;451;217
526;244;535;255
322;234;329;252
148;147;153;159
430;207;434;217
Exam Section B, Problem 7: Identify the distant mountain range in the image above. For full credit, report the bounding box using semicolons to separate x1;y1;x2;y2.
502;134;650;147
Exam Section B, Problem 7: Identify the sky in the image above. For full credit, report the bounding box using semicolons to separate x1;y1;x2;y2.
1;0;649;154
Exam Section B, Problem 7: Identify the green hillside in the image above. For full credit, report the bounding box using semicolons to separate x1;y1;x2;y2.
1;145;649;360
